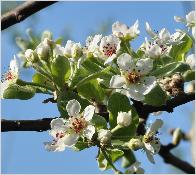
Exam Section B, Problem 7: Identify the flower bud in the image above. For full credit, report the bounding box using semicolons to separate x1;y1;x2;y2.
25;49;38;63
117;111;132;127
36;43;51;60
71;43;83;58
127;138;143;151
172;128;183;145
98;129;112;145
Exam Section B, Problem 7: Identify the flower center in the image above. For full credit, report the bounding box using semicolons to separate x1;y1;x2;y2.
71;117;87;134
56;132;65;139
126;72;141;84
102;43;117;57
143;134;154;143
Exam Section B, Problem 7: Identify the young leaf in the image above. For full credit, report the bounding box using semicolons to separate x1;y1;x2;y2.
144;84;167;106
3;84;35;100
51;55;70;87
91;114;107;130
97;149;124;171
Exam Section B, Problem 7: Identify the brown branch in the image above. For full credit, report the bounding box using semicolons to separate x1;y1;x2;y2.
159;144;195;174
133;92;195;119
1;1;57;30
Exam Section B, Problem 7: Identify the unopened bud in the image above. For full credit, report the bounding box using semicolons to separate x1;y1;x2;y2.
127;138;143;151
98;129;112;145
72;43;83;58
36;43;51;60
25;49;38;63
117;111;132;127
172;128;183;145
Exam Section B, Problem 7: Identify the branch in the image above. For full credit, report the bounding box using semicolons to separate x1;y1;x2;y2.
159;144;195;174
1;1;57;30
133;92;195;119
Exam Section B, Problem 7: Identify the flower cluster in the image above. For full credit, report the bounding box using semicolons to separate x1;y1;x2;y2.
1;10;195;174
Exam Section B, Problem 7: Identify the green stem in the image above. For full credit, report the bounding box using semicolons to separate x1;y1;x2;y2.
101;148;122;174
17;79;54;91
111;125;122;133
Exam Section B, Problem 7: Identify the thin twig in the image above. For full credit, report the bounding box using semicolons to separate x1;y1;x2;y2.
1;1;57;30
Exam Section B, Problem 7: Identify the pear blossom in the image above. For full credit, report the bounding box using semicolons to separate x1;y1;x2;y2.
186;54;195;69
44;99;96;151
64;40;82;58
98;129;112;145
143;119;163;163
85;34;102;57
112;20;140;39
99;35;121;65
110;53;156;101
117;111;132;127
25;49;38;63
126;161;144;174
145;22;185;46
174;11;195;36
36;38;51;59
1;56;19;98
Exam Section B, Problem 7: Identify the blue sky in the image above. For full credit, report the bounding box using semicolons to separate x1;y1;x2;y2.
1;1;195;174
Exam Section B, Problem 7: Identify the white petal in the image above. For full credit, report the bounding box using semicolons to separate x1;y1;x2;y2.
66;99;81;117
112;21;128;36
186;54;195;69
83;125;95;140
63;133;79;147
135;58;153;75
0;81;8;99
84;105;95;121
174;16;185;23
44;141;65;152
147;44;162;58
127;87;145;101
186;11;195;25
145;22;156;38
104;54;116;65
54;44;64;56
50;118;65;129
159;28;170;42
10;56;19;74
145;149;155;164
140;76;156;95
117;53;135;71
128;20;140;38
149;119;163;133
110;75;126;88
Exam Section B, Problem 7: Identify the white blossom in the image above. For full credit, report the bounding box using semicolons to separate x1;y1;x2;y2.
98;129;112;144
44;100;95;151
99;35;121;65
143;119;163;163
1;56;19;98
174;11;195;37
110;53;156;101
112;20;140;39
36;39;51;59
117;111;132;127
186;54;195;69
64;40;82;58
126;161;144;174
85;34;102;57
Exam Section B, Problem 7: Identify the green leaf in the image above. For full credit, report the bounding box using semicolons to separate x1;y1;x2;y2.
91;114;107;130
108;93;139;141
150;62;190;77
55;37;63;45
121;150;136;168
183;70;195;82
77;79;105;103
75;66;112;88
97;149;124;171
51;55;70;87
144;84;167;106
32;73;54;89
3;84;35;100
73;138;89;152
57;91;90;117
169;33;193;61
